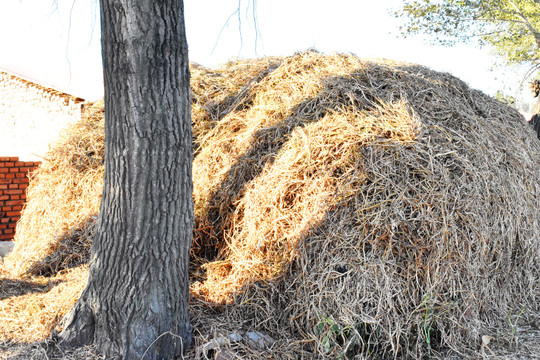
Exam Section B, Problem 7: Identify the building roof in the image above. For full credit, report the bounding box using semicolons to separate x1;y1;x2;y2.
0;64;87;101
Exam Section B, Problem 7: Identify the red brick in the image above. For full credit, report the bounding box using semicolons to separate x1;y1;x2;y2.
0;168;8;173
19;184;28;190
4;162;15;167
4;228;13;234
8;184;18;189
15;173;24;178
8;223;17;228
5;174;15;179
9;216;20;222
8;167;18;173
0;195;8;201
6;211;20;216
9;157;18;162
0;185;7;190
0;234;13;240
0;157;10;161
13;178;29;184
0;224;6;230
12;206;21;211
20;194;26;200
2;207;11;212
15;162;24;167
10;195;20;200
1;218;9;223
4;189;22;195
19;167;29;172
0;174;5;178
6;200;23;206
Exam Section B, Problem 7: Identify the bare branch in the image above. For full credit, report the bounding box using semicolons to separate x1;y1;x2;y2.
209;7;241;56
210;0;259;58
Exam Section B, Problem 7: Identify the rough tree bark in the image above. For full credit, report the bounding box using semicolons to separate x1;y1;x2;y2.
59;0;193;358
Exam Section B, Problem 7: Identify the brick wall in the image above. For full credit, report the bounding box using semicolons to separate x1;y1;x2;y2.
0;70;85;161
0;157;40;241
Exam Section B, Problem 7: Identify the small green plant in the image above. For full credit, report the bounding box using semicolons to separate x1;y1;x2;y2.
507;307;526;346
315;315;380;358
419;293;454;358
316;315;349;355
421;294;435;358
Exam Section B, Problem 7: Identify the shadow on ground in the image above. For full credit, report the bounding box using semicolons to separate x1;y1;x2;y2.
0;277;62;301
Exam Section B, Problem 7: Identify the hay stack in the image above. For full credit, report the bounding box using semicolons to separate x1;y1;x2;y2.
5;51;540;358
191;51;540;358
3;102;104;276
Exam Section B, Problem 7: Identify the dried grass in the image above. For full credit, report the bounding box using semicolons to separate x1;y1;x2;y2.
0;266;88;344
190;51;540;358
2;102;104;277
1;51;539;359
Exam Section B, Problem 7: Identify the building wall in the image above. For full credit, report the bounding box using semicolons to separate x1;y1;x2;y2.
0;157;40;241
0;71;85;161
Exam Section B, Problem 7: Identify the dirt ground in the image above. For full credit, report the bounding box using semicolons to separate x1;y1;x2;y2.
0;273;539;360
0;325;539;359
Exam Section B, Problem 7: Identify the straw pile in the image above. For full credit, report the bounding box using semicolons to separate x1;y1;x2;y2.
2;102;104;277
2;51;540;359
0;266;88;344
189;51;540;358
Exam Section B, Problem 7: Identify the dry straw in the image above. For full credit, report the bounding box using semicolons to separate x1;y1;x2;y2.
3;102;104;277
1;51;539;359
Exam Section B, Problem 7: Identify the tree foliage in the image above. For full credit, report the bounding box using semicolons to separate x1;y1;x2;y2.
396;0;540;66
495;89;517;105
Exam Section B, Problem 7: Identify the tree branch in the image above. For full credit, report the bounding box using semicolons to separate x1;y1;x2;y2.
509;0;540;49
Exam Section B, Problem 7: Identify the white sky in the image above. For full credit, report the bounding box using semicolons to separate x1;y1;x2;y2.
0;0;530;104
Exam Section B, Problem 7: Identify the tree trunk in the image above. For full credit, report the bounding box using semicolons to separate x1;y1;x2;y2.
59;0;193;358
